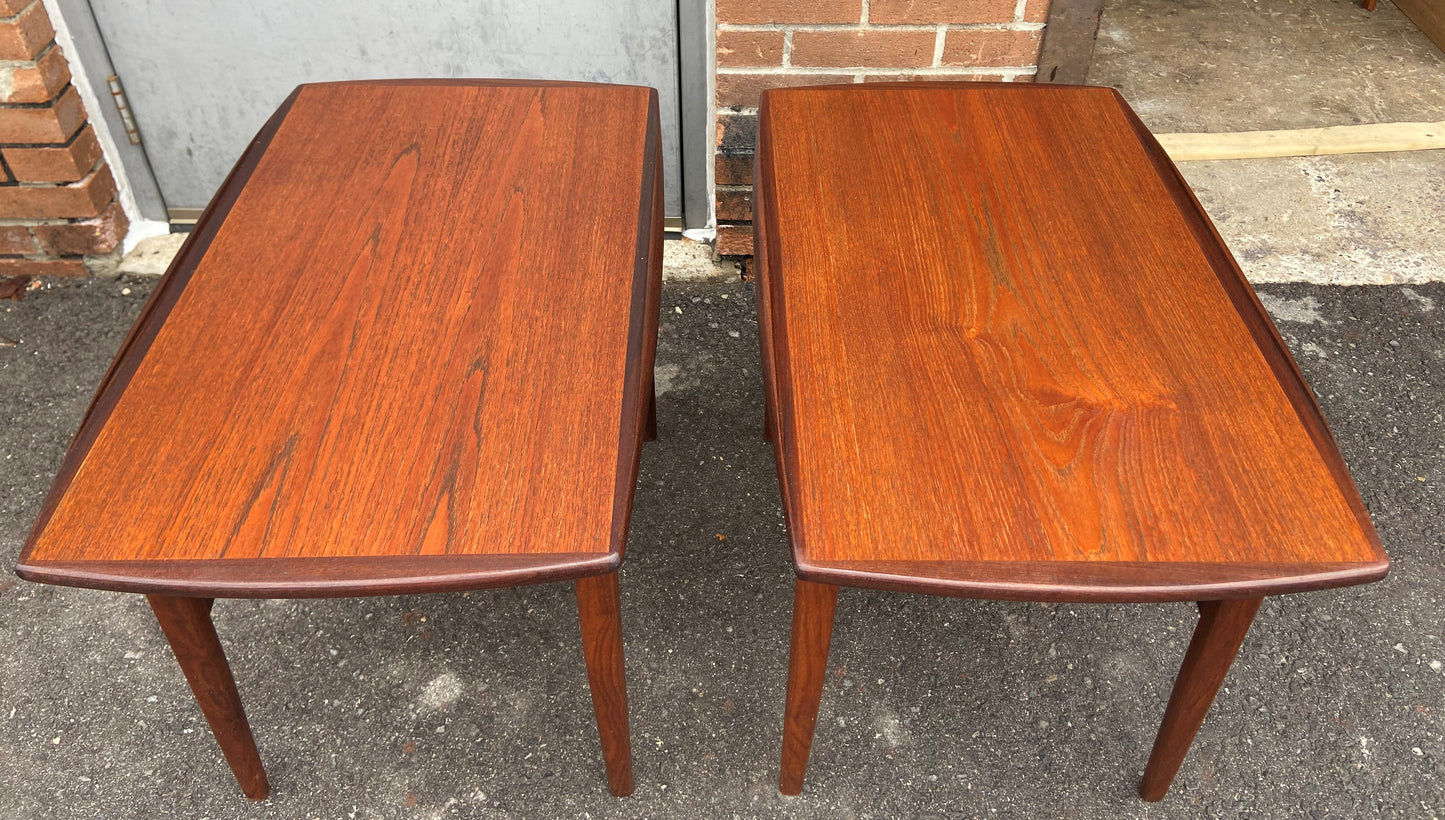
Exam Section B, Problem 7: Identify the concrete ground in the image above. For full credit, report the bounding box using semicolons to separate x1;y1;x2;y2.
1090;0;1445;285
3;0;1444;818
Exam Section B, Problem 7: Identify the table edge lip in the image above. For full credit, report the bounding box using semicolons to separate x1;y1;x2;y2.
753;83;1388;579
796;557;1390;603
19;81;664;573
14;552;621;599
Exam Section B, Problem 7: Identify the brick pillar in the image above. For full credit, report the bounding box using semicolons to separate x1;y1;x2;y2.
715;0;1051;257
0;0;127;277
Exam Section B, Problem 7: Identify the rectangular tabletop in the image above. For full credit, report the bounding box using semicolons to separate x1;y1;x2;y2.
19;80;662;597
754;84;1386;602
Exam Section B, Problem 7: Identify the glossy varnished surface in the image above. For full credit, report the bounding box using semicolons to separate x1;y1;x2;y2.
754;84;1386;601
19;80;662;596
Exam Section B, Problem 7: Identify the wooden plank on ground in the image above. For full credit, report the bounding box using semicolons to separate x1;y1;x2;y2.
1158;121;1445;161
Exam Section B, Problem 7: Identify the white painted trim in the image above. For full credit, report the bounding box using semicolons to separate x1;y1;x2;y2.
705;0;717;230
682;226;716;242
40;0;168;253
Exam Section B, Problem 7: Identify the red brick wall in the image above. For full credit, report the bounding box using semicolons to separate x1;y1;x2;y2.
716;0;1051;256
0;0;126;277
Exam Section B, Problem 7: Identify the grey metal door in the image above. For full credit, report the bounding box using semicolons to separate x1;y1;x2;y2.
83;0;685;221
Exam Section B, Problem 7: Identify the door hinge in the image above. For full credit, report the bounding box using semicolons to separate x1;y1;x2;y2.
107;74;142;146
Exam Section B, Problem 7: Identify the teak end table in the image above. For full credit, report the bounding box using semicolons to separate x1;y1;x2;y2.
753;83;1388;800
17;79;663;799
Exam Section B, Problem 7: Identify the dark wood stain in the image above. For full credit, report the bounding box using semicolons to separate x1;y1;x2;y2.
778;579;838;796
576;572;635;796
147;595;269;799
1139;596;1262;800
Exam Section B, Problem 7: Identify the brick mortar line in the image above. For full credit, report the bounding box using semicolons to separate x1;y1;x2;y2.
0;42;55;70
716;66;1037;76
715;70;1035;116
0;216;106;226
932;26;946;67
0;0;39;24
6;156;109;187
717;22;1045;32
4;181;92;191
719;23;937;31
0;81;72;110
1013;0;1029;23
2;253;92;259
0;164;101;186
860;0;869;25
0;128;88;149
782;30;793;68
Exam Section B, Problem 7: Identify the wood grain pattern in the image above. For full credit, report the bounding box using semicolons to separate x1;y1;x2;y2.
1139;597;1261;800
147;596;269;800
18;80;662;596
753;83;1386;602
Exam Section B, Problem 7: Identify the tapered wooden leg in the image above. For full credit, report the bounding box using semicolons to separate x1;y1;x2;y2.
1139;597;1262;801
1363;0;1377;11
643;374;657;442
779;579;839;795
576;573;634;796
147;595;269;800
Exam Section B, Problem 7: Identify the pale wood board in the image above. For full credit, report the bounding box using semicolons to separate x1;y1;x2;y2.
1158;121;1445;161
